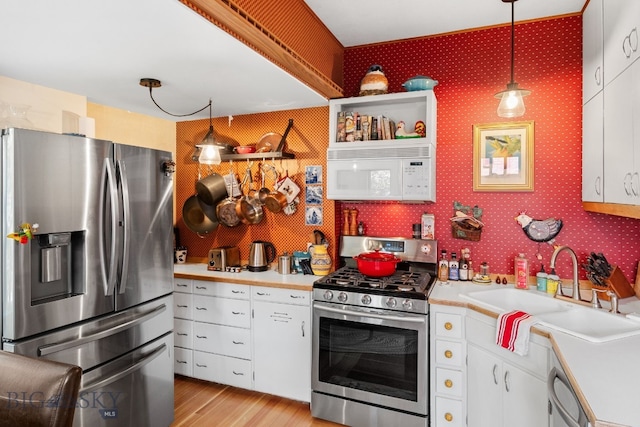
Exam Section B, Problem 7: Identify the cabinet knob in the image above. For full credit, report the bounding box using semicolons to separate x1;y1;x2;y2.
444;412;453;422
444;321;453;331
444;379;453;388
444;350;453;359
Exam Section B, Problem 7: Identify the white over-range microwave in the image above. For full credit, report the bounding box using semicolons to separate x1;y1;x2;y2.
326;141;435;202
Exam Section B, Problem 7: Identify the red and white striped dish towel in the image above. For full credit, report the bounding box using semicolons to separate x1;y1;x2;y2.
495;310;538;356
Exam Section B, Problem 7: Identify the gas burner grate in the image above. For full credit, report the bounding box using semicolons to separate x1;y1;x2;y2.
315;267;433;296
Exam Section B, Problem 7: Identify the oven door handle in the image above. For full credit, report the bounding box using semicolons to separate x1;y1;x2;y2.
314;304;426;324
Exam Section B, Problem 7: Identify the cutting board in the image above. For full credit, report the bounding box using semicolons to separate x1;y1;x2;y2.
605;265;636;299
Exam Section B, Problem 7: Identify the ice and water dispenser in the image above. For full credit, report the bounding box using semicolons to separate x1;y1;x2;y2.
30;231;85;304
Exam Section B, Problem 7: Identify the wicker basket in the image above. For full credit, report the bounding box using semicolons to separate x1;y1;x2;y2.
451;221;482;242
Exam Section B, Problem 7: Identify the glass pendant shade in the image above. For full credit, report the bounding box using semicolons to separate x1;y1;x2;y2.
495;83;530;118
495;0;530;118
196;127;221;165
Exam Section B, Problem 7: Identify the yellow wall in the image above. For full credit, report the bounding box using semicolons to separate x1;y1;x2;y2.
0;76;86;132
87;103;175;153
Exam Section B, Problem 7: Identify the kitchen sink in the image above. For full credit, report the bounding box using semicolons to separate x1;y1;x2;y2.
460;288;573;315
537;309;640;343
460;287;640;342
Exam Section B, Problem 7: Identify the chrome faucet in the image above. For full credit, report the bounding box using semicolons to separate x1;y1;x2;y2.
549;245;581;301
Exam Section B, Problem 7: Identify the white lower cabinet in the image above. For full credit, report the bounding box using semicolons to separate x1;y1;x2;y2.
189;280;252;389
193;350;253;390
174;347;193;377
173;279;194;376
466;311;550;427
430;304;466;427
252;287;311;402
172;278;311;402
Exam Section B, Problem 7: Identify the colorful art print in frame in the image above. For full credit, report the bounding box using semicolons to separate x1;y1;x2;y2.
473;121;534;192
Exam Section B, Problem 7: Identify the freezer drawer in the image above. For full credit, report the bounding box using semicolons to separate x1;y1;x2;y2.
4;294;174;371
74;332;174;427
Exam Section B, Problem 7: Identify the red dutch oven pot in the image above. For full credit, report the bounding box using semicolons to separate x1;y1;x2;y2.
354;250;401;277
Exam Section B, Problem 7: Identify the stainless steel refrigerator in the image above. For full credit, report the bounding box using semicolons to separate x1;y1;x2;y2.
0;128;175;426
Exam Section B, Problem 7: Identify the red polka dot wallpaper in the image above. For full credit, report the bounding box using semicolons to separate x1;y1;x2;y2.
340;16;640;282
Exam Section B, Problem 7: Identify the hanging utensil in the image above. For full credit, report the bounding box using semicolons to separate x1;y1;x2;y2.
264;165;288;213
258;163;271;205
182;194;219;235
216;175;242;228
236;166;264;225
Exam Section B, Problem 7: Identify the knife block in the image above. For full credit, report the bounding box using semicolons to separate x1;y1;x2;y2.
605;265;636;299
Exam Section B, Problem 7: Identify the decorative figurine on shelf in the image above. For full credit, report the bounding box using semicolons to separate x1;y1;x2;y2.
359;64;388;96
414;120;426;137
515;211;563;244
395;121;421;139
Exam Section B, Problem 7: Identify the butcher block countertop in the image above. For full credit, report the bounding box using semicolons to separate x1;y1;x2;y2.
430;280;640;427
173;263;317;291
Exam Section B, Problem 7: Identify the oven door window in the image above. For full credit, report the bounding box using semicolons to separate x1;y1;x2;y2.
318;317;418;401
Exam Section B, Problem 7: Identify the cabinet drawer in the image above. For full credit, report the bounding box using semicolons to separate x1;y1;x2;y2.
466;315;548;378
174;318;193;349
193;350;252;389
174;347;193;377
435;339;463;367
252;287;310;306
174;292;193;320
174;279;193;293
435;367;463;397
192;280;250;299
193;322;251;359
434;396;463;427
192;295;251;328
434;312;463;339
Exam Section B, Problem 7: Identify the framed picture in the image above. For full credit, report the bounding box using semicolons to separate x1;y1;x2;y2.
305;206;323;226
305;165;322;184
473;121;534;192
305;185;323;205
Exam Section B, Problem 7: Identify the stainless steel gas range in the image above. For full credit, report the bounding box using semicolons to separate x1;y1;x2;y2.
311;236;437;427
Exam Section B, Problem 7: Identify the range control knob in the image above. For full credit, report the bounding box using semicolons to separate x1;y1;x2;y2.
361;295;372;305
386;297;397;308
338;292;348;303
323;290;334;301
402;299;414;311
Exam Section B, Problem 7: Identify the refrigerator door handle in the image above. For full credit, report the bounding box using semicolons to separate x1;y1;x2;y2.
80;342;167;393
100;157;120;296
38;303;167;356
116;158;131;295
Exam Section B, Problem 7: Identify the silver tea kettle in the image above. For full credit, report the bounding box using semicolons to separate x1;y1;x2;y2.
248;240;276;272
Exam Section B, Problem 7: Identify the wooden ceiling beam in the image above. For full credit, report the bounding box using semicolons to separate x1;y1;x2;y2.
180;0;343;100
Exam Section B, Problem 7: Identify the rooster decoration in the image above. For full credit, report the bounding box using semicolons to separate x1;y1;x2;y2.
515;212;563;244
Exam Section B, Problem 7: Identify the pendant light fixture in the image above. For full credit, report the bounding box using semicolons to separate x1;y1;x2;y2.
196;101;221;165
139;78;221;165
495;0;530;118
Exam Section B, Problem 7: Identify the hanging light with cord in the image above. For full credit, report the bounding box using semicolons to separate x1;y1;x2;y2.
196;101;221;165
495;0;530;118
139;78;221;164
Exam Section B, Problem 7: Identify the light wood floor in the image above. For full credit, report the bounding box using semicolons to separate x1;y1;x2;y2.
171;375;344;427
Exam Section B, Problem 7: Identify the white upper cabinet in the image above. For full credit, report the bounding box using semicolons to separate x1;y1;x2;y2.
583;0;604;103
603;0;640;85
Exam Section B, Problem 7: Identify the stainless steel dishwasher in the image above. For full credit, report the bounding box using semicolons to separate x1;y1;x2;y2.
548;352;591;427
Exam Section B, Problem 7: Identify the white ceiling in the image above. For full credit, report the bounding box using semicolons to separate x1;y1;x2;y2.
0;0;585;122
305;0;586;47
